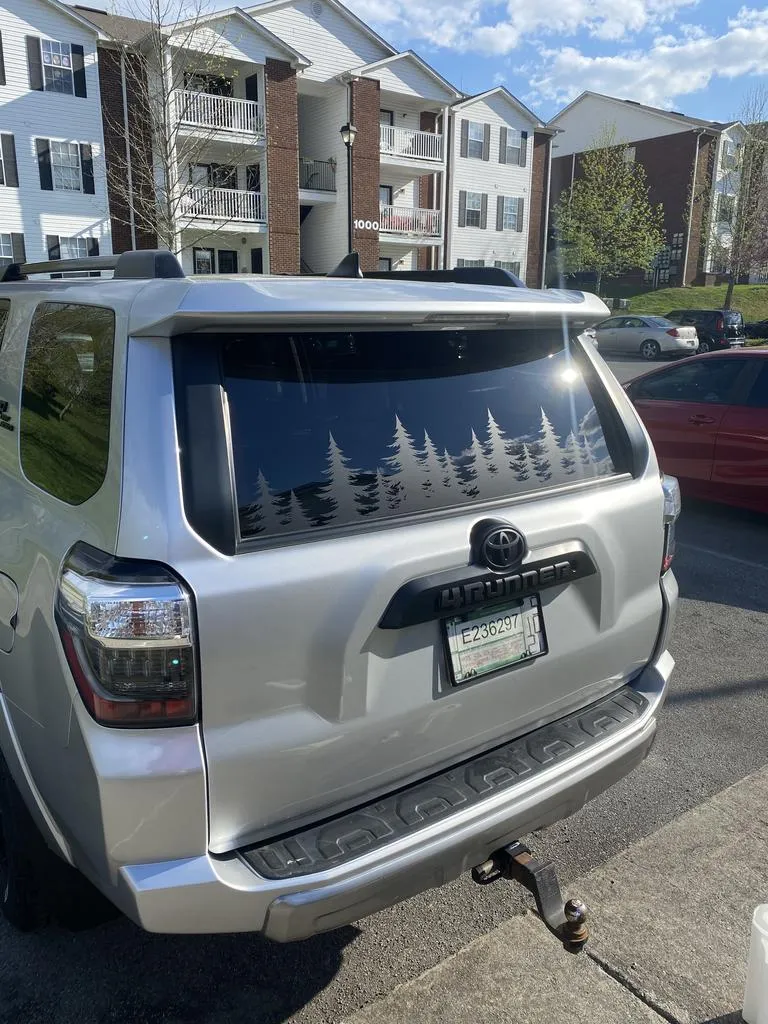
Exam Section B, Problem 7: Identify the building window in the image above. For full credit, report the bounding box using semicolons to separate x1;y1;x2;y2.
379;258;392;271
457;259;484;268
20;302;115;505
722;140;739;170
494;260;521;276
669;232;684;270
217;250;238;274
465;191;483;228
60;237;88;259
379;185;393;207
42;40;73;94
50;141;81;191
0;234;12;260
505;130;522;164
502;197;521;231
193;247;215;274
717;194;736;223
467;121;484;160
379;110;394;127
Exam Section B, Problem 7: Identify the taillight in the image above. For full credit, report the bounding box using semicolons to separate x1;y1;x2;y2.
661;475;681;574
716;317;724;331
55;543;198;727
666;328;680;338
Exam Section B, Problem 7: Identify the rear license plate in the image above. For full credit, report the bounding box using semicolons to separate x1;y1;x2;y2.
443;596;547;685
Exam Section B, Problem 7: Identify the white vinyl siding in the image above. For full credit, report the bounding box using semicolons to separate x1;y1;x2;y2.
551;94;695;156
0;0;111;263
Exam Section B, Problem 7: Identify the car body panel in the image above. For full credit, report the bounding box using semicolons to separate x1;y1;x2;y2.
596;315;697;357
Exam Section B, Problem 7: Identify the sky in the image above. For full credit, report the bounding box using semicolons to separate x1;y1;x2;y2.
332;0;767;122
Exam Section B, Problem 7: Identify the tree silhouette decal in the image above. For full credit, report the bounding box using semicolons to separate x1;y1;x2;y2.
319;432;365;522
385;415;425;511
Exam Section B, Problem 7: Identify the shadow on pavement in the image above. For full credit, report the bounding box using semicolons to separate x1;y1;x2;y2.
0;917;358;1024
666;678;768;706
699;1014;744;1024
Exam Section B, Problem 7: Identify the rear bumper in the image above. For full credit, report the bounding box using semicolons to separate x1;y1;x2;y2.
113;573;678;938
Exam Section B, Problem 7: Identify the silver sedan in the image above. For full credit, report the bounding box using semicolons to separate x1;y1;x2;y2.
595;315;699;360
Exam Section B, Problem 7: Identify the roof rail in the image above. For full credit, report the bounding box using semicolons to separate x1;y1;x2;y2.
0;249;185;283
365;267;525;288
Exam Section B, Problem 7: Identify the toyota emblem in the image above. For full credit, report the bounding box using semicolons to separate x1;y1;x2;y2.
477;523;527;572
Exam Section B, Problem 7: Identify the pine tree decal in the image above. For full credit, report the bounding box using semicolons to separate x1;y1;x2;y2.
422;430;446;499
485;409;511;478
461;429;490;497
320;432;363;523
561;431;583;477
285;489;314;531
513;442;539;484
385;416;424;511
441;448;462;492
243;470;285;534
536;408;561;482
373;467;394;513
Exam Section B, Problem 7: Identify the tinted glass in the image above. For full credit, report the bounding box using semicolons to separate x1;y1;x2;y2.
724;311;744;326
745;363;768;409
633;358;746;404
20;303;114;504
0;300;8;349
222;329;619;541
646;316;673;328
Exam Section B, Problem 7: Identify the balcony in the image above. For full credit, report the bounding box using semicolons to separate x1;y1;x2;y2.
380;126;443;164
299;158;336;193
379;205;441;241
180;187;266;223
175;90;265;139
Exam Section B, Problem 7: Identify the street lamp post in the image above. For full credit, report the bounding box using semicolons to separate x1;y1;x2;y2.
340;122;357;253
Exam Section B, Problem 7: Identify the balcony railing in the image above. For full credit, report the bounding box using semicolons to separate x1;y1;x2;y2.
181;187;266;223
380;125;443;162
175;90;264;136
299;157;336;192
379;205;441;237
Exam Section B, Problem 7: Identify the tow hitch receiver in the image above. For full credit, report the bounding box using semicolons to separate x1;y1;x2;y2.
472;841;589;953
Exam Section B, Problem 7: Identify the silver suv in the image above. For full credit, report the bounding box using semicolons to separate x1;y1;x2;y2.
0;250;678;938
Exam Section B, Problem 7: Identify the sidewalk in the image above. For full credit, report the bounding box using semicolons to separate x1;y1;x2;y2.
343;764;768;1024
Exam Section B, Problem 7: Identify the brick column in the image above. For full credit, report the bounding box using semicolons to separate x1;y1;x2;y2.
265;58;300;275
349;78;380;272
685;132;716;285
525;131;551;288
97;46;157;252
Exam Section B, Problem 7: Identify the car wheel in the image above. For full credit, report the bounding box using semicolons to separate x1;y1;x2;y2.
0;759;46;931
640;339;661;361
698;338;713;353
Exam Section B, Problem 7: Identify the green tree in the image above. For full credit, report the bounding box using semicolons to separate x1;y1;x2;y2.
553;126;665;295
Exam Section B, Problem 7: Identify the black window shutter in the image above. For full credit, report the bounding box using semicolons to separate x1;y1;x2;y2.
0;31;6;87
496;195;504;231
499;127;507;164
11;234;25;263
480;193;488;229
36;139;53;190
46;235;61;260
26;36;44;91
519;130;528;167
458;190;467;227
516;197;524;232
245;73;259;102
482;124;491;162
80;143;95;193
460;120;469;158
1;134;18;187
71;44;87;98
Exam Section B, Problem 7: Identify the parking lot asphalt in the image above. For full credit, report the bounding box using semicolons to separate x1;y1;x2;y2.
1;357;766;1024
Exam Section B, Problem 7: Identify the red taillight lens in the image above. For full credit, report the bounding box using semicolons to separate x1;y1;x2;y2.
56;543;198;728
666;328;680;338
716;317;724;331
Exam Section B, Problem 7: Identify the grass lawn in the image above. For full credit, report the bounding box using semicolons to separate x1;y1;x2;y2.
605;284;768;322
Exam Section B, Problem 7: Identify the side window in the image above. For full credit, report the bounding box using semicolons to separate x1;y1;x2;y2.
633;358;746;404
0;299;9;349
20;302;115;504
745;363;768;409
625;317;645;328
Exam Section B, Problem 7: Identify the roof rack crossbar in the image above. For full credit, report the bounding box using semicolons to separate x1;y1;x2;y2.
0;249;185;283
364;267;526;288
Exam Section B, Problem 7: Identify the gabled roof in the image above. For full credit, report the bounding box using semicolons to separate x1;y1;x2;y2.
452;87;549;128
170;7;310;66
247;0;396;57
550;91;736;133
347;51;461;102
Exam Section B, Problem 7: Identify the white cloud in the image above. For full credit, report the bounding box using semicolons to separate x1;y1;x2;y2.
345;0;699;54
527;6;768;109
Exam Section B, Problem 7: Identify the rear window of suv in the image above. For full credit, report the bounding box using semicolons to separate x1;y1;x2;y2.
219;328;622;541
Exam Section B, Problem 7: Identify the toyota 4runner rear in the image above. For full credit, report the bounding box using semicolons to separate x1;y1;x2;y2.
0;251;678;939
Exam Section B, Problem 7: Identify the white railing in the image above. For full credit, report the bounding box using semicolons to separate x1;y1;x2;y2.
380;125;443;162
175;90;264;136
181;187;266;223
299;157;336;192
379;205;441;237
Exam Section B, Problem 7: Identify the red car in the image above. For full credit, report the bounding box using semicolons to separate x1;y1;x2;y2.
624;350;768;514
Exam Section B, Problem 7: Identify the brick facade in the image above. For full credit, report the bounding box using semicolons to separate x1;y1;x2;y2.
349;78;380;272
97;46;156;252
265;58;300;275
687;133;717;285
525;131;550;287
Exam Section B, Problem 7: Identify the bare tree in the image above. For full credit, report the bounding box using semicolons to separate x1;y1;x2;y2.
103;0;267;254
706;87;768;308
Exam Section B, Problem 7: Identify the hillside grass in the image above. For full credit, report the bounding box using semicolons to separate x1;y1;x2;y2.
604;284;768;322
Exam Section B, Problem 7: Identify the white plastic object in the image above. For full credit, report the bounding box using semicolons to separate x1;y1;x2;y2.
743;905;768;1024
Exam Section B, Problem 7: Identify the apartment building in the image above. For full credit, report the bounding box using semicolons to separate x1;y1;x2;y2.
0;0;112;274
446;88;556;286
548;91;745;288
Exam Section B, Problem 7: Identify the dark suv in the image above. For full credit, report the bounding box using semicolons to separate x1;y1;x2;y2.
666;309;746;352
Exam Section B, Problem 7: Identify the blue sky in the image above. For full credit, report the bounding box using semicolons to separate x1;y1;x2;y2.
337;0;768;122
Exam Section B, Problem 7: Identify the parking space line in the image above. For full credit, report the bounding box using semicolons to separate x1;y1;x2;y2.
678;542;768;571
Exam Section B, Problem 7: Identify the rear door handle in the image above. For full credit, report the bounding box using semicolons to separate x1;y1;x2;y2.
688;414;716;424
